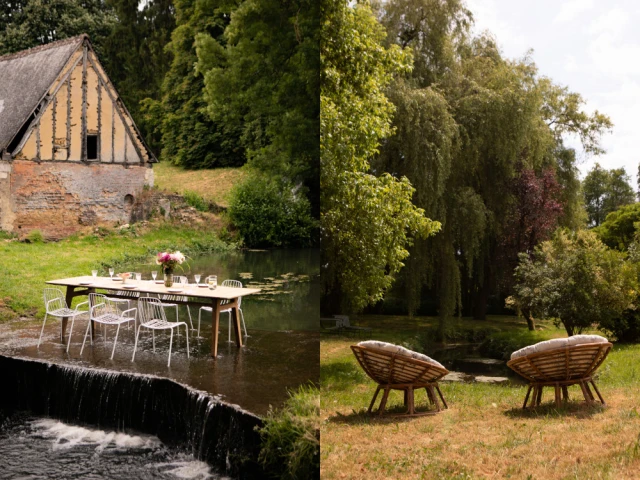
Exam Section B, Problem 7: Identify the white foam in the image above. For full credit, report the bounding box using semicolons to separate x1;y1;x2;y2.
31;418;161;452
151;461;219;479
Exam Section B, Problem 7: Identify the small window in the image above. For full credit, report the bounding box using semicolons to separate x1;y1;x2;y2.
87;135;98;160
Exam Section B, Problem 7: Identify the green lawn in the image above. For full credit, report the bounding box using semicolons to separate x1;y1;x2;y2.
0;223;233;321
321;315;640;479
152;162;246;208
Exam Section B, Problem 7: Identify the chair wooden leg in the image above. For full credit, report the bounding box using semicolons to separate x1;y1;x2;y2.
590;380;605;405
435;385;448;409
368;386;382;413
377;387;391;416
584;381;595;402
562;386;569;403
535;385;543;406
554;385;561;408
579;381;593;406
523;385;533;409
406;387;415;415
428;386;441;412
425;386;436;405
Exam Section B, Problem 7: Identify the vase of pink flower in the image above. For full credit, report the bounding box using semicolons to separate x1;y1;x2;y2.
156;251;186;287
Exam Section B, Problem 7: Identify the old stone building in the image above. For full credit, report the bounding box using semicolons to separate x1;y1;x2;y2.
0;34;156;238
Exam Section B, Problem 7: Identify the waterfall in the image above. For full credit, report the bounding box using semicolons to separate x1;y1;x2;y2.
0;354;266;479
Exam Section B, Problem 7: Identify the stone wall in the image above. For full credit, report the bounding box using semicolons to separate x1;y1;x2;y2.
6;159;150;238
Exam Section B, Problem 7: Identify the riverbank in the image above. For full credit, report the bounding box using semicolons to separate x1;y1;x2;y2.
0;222;234;321
321;315;640;479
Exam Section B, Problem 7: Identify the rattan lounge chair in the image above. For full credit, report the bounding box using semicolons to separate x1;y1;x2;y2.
351;341;449;416
507;335;612;409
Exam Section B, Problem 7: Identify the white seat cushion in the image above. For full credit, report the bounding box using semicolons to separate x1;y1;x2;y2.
567;334;608;346
510;334;608;360
357;340;445;369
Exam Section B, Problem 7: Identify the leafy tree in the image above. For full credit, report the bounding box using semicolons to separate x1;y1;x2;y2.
0;0;116;57
513;229;636;336
373;0;612;326
142;0;246;169
101;0;175;154
594;203;640;251
321;0;440;314
606;167;636;213
196;0;320;214
583;163;635;227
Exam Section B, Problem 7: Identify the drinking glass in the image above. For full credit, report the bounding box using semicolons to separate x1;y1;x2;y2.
91;270;98;279
135;272;142;281
208;275;217;290
109;268;114;279
194;274;201;286
152;271;158;281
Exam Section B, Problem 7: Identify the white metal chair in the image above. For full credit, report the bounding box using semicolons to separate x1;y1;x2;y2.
39;288;90;352
106;272;140;328
158;275;194;330
132;296;190;367
80;293;137;360
197;278;247;341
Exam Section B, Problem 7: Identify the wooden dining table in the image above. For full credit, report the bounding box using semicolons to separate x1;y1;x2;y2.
46;276;260;357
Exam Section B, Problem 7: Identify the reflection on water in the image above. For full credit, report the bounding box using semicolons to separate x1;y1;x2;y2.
0;412;223;480
132;249;319;332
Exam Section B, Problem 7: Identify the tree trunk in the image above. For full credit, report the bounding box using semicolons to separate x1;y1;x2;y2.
473;280;490;320
563;320;574;337
522;307;536;331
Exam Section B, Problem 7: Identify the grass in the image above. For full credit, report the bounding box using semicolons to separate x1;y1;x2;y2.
257;384;320;479
321;315;640;479
153;162;247;208
0;222;234;321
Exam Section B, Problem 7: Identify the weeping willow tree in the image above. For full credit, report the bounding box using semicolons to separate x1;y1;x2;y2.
375;0;612;335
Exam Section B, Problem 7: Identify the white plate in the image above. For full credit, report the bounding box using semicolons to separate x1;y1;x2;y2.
167;288;183;293
112;277;123;282
154;280;164;284
121;285;137;289
79;282;93;286
197;284;208;288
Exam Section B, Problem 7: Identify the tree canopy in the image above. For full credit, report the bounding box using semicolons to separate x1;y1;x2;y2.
583;163;635;227
320;0;440;313
360;0;613;329
196;0;320;213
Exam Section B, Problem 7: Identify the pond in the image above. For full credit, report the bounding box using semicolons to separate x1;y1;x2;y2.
131;248;319;332
0;248;320;479
430;344;523;383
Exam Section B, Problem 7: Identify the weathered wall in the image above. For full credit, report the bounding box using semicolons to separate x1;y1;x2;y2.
9;160;150;238
0;161;13;231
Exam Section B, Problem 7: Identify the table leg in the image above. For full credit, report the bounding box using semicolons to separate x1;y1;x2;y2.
210;299;221;357
61;286;76;342
231;301;243;348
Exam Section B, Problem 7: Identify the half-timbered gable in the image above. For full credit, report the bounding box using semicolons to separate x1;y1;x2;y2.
0;35;156;238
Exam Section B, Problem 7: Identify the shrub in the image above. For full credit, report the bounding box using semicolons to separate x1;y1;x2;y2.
25;230;45;243
183;190;210;212
478;330;551;360
513;229;636;336
599;308;640;343
257;384;319;479
228;174;317;247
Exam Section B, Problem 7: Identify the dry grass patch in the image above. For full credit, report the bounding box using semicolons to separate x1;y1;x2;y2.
153;162;246;207
321;321;640;479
